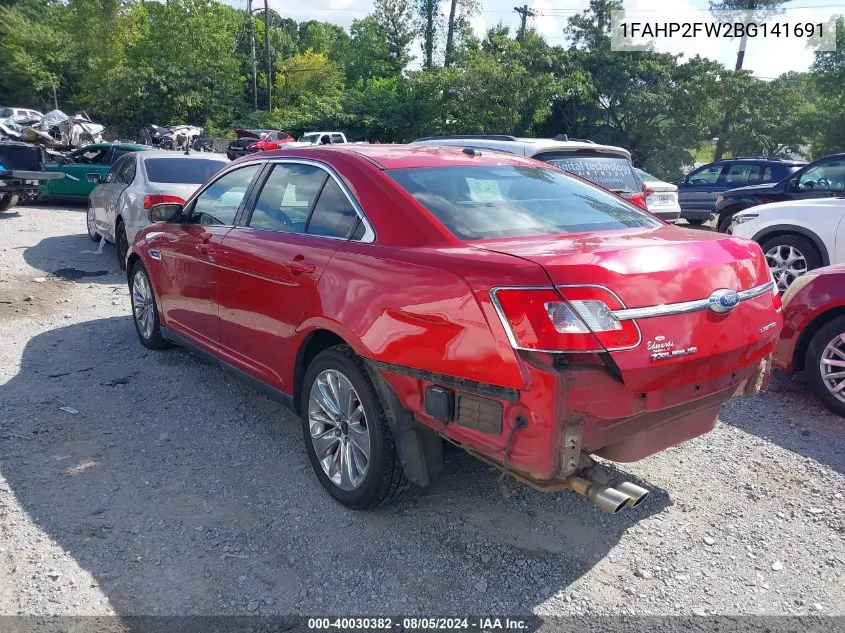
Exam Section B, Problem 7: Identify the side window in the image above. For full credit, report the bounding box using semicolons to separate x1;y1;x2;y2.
189;164;261;226
724;163;762;184
110;148;132;164
330;134;344;144
110;155;134;184
762;166;773;182
688;164;723;184
797;160;845;192
248;163;327;232
307;178;359;239
74;147;110;165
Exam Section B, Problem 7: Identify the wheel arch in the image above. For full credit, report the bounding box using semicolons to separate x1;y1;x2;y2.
293;325;442;487
792;307;845;374
751;224;830;267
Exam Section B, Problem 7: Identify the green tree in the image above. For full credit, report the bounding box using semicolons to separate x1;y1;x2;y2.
373;0;415;75
414;0;442;69
808;16;845;156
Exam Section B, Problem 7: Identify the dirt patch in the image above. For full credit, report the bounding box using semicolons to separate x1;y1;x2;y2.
0;277;74;320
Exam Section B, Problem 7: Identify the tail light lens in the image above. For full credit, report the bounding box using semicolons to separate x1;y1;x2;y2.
492;286;639;352
143;194;186;209
629;191;649;210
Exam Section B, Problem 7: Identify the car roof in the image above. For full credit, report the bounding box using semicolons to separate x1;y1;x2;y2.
257;144;546;170
138;150;229;161
412;136;632;160
710;157;806;164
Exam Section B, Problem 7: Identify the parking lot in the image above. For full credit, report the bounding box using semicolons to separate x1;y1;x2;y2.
0;202;843;617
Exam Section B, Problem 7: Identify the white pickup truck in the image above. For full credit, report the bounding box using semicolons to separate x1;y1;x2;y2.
288;131;347;147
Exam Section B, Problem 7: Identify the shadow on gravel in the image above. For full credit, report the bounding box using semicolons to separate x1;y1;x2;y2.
719;372;845;476
0;317;669;616
0;210;22;219
23;233;120;285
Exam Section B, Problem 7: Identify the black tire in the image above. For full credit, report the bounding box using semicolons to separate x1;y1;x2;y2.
226;151;236;160
115;220;129;270
0;194;19;211
86;203;99;241
684;218;706;226
760;233;821;291
300;345;410;509
805;316;845;417
129;260;169;350
717;206;747;233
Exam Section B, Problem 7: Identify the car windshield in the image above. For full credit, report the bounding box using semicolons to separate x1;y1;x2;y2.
144;158;227;184
388;165;660;240
298;134;321;144
535;152;640;193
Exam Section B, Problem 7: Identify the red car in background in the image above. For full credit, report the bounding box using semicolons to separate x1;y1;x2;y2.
774;265;845;416
226;129;294;160
126;145;782;513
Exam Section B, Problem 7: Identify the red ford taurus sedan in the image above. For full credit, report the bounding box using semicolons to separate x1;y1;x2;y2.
126;145;783;512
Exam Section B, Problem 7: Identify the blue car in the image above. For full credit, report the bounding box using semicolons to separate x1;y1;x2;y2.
677;157;805;224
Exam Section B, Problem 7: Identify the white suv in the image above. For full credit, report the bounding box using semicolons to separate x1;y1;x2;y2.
411;134;661;217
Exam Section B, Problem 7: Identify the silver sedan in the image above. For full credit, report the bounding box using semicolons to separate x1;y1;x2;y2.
87;150;229;269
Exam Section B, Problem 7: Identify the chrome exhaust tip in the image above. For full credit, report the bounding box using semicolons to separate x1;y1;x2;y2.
616;481;650;508
566;476;632;514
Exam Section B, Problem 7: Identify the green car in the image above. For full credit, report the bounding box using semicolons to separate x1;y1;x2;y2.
39;143;149;201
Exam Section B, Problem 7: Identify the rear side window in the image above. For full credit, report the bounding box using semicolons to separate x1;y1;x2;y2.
724;163;762;184
388;165;660;240
144;158;227;184
536;152;640;193
307;179;359;238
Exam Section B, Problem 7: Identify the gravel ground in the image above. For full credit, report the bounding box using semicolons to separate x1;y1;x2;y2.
0;203;843;618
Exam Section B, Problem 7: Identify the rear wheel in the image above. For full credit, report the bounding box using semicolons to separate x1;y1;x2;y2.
300;345;410;509
0;194;19;211
761;234;821;292
805;316;845;417
86;203;99;240
129;260;169;350
115;220;129;270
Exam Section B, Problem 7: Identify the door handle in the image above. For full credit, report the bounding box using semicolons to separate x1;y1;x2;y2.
285;258;316;275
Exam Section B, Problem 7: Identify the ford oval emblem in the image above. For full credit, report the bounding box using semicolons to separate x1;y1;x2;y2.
708;289;740;314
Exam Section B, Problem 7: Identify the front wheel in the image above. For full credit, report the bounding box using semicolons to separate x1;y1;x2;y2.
0;194;19;211
86;203;99;241
300;345;410;509
761;234;821;292
129;261;169;350
806;316;845;417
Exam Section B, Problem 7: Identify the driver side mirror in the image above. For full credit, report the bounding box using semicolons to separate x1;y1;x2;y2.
85;172;103;183
149;202;183;223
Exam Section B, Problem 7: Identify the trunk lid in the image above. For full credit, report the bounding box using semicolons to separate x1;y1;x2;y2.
474;225;780;391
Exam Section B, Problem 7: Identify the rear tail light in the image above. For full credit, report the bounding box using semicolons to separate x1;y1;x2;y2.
492;286;639;352
143;194;186;209
629;190;650;210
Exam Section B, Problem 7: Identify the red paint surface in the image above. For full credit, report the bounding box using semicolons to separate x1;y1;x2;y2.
130;145;782;481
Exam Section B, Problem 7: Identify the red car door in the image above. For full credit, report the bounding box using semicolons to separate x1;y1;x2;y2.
218;161;365;392
155;164;263;352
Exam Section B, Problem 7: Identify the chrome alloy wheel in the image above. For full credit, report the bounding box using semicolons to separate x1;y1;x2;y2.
820;333;845;404
132;270;155;340
86;205;97;238
308;369;371;491
766;244;807;292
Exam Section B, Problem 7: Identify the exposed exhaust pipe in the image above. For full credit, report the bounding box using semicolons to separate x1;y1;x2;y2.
566;476;631;514
589;471;650;509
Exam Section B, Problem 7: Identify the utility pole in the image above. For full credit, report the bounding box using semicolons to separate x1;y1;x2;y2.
514;4;536;43
247;0;257;110
263;0;272;112
444;0;458;67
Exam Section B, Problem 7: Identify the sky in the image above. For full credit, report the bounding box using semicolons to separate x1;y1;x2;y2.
235;0;843;78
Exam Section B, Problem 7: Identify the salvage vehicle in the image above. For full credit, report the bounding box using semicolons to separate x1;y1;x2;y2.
729;198;845;292
713;153;844;233
412;135;650;211
87;150;228;268
126;145;782;512
39;142;149;201
226;129;294;160
287;131;348;147
0;141;63;211
773;265;845;416
138;124;209;151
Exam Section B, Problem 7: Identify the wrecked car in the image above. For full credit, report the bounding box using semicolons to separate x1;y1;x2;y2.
126;145;783;513
0;141;63;211
226;129;294;160
138;124;208;151
0;110;104;149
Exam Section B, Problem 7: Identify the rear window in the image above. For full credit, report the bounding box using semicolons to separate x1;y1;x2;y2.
144;158;227;184
388;165;660;240
536;152;640;193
